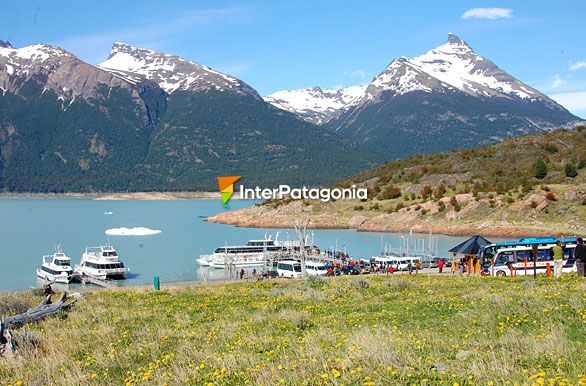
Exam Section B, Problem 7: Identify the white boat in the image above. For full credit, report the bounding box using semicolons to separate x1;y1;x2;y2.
36;246;78;284
197;234;319;270
75;245;127;280
197;255;213;266
208;252;267;268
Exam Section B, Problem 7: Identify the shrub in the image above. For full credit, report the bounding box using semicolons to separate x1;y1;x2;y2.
371;203;380;211
433;183;446;199
565;164;578;178
421;185;432;199
545;192;557;201
354;205;364;211
395;202;405;211
505;196;514;204
540;185;551;192
578;159;586;169
533;159;548;179
379;185;402;200
542;143;558;154
421;208;428;215
450;196;461;211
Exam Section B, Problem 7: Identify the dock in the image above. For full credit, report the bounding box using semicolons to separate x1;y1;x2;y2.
81;275;116;288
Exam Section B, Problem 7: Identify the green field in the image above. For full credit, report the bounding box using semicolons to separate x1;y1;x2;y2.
1;275;585;385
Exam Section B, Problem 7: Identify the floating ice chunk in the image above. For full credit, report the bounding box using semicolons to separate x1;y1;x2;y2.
105;227;162;236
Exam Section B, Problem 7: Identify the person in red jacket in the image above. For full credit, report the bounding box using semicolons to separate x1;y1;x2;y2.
438;259;444;274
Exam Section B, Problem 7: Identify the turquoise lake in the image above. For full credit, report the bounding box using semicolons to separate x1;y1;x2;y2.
0;198;484;291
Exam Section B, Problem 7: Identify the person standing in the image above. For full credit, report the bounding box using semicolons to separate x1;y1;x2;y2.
552;241;564;277
438;259;444;274
575;237;586;277
240;268;245;280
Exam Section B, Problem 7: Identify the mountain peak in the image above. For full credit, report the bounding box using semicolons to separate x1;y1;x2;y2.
0;39;13;48
447;33;467;46
99;42;259;97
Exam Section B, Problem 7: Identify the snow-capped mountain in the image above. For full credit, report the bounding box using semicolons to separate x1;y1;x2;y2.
0;39;380;193
264;85;366;124
0;40;158;102
326;34;579;157
99;43;259;97
267;33;569;130
363;33;547;103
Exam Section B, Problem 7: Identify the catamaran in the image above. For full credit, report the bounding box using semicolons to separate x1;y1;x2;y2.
75;245;128;280
198;234;317;269
36;246;80;284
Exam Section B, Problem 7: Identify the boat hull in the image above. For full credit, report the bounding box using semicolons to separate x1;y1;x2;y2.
36;269;72;284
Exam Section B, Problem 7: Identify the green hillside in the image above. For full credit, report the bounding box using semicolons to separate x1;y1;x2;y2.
209;126;586;237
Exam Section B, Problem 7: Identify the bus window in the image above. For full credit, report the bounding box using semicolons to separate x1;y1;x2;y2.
496;252;514;265
517;251;533;262
536;251;551;261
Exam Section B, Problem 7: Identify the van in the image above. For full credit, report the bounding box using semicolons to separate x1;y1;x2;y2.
395;257;421;271
277;260;302;278
305;261;327;276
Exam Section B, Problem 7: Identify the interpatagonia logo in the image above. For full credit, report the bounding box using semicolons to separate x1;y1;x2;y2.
217;176;241;208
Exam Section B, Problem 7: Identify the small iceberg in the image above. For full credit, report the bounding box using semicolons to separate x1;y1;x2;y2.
104;211;114;215
105;227;162;236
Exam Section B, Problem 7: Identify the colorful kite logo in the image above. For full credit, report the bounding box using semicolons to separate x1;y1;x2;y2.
217;176;241;208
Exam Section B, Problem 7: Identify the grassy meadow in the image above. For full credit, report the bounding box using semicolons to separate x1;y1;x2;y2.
1;274;585;386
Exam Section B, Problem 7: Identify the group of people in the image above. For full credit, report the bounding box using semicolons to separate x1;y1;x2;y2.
453;256;481;275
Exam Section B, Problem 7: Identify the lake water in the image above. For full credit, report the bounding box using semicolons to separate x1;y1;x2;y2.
0;198;487;291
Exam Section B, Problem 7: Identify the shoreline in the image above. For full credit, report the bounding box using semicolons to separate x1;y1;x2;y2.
207;215;561;238
0;191;226;200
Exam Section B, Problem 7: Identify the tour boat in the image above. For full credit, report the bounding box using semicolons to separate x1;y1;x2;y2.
75;245;128;280
197;234;319;269
36;246;79;284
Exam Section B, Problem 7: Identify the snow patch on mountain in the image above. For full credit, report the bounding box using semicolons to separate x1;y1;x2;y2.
99;43;258;97
264;85;366;124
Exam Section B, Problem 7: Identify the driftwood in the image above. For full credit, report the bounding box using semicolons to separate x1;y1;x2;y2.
1;292;77;358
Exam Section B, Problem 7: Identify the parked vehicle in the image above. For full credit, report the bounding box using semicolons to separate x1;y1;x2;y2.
305;261;328;276
277;260;302;278
341;265;360;275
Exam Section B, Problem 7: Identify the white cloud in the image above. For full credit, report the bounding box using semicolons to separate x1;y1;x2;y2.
551;74;567;89
344;69;368;79
570;61;586;70
461;8;513;20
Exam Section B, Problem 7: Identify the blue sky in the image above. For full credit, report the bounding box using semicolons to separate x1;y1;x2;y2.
3;0;585;117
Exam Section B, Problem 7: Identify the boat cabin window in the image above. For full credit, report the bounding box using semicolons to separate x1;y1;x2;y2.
103;251;118;257
54;259;70;266
84;262;124;269
42;266;72;275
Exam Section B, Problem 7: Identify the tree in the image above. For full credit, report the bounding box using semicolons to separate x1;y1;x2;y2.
565;163;578;178
293;219;310;278
533;159;548;179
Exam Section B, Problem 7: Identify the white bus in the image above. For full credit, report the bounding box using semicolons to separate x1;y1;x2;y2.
491;243;577;277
